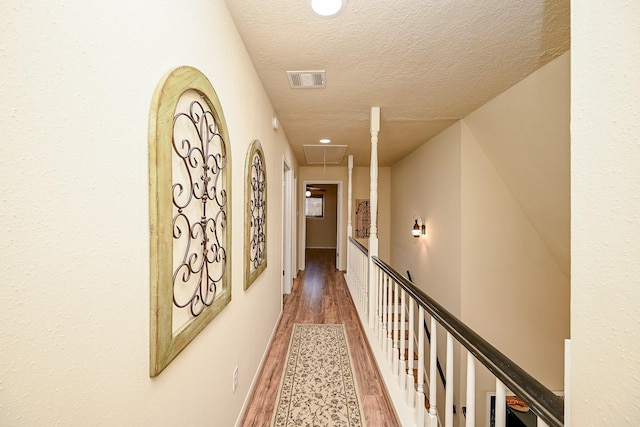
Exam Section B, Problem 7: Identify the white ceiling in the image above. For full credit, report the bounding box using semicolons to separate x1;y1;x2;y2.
224;0;570;166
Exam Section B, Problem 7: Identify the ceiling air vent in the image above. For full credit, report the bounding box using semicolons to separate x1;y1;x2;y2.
287;70;326;89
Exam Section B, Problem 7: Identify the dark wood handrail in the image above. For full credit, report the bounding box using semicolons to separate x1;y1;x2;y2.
349;236;369;257
372;256;564;427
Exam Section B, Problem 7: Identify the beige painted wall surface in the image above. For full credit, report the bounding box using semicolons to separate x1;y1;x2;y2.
460;53;570;391
305;184;338;248
461;125;569;418
298;166;348;270
0;1;297;426
390;54;570;425
390;123;462;316
464;52;570;278
572;2;640;424
351;167;391;261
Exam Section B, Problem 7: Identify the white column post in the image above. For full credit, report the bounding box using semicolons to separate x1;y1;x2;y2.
346;155;353;281
368;106;380;328
347;155;353;237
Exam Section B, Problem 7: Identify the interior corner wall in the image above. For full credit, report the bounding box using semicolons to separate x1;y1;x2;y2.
460;125;569;422
457;54;570;406
351;167;391;261
389;54;570;425
390;123;462;316
0;1;297;426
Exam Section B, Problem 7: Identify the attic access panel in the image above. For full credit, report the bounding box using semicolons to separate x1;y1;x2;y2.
303;145;348;165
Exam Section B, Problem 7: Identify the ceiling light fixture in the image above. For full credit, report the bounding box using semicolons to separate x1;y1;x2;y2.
309;0;346;17
319;138;331;144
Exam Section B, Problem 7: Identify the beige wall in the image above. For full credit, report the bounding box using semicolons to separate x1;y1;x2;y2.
572;2;640;424
461;122;569;423
464;53;570;278
391;124;463;315
390;54;570;425
305;184;338;248
390;123;463;421
460;53;570;396
0;1;297;426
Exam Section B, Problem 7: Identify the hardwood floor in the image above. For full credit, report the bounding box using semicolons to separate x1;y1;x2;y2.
240;249;400;427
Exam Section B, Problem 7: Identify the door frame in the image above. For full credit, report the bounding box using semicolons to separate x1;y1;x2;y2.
282;157;294;295
300;180;343;270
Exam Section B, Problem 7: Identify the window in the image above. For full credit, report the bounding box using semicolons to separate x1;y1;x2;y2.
305;195;324;218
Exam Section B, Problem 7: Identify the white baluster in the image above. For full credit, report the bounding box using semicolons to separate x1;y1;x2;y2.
537;420;549;427
381;274;388;354
495;380;506;427
407;299;415;408
392;282;400;373
366;255;370;312
428;317;438;422
377;268;383;338
416;307;426;427
360;254;365;309
386;278;394;364
445;332;454;427
358;252;362;307
466;352;476;427
399;289;407;390
359;253;363;309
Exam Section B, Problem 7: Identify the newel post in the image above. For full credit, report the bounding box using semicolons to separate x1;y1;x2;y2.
347;155;353;274
368;107;380;328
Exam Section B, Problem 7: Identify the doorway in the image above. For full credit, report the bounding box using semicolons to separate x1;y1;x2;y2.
301;181;342;269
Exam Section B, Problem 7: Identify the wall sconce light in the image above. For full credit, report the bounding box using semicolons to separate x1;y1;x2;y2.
306;190;311;198
412;215;426;238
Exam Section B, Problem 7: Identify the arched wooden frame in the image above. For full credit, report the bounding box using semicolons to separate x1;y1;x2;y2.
244;140;267;289
149;66;232;377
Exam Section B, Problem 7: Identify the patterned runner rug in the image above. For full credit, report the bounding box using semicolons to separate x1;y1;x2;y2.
271;323;366;427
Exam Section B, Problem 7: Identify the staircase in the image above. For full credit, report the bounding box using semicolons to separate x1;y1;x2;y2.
345;237;565;427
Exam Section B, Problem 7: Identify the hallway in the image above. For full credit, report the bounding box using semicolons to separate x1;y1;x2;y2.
240;249;400;426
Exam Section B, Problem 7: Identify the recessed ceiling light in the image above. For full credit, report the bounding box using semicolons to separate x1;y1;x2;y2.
319;138;331;144
309;0;346;17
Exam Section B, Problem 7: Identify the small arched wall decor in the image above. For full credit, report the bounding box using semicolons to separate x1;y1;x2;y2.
148;66;231;377
244;140;267;289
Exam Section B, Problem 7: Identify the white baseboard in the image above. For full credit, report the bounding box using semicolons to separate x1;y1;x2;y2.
234;310;283;427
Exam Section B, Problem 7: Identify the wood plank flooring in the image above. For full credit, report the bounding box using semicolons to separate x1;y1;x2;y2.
240;249;400;427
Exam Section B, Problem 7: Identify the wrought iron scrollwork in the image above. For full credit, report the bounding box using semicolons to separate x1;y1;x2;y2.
249;151;266;271
355;200;371;238
172;99;228;317
149;66;231;377
244;140;267;289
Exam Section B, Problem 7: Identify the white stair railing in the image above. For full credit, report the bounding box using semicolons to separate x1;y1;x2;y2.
345;237;564;427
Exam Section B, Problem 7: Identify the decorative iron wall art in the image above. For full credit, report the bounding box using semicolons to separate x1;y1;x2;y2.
244;140;267;289
355;199;371;238
149;66;231;377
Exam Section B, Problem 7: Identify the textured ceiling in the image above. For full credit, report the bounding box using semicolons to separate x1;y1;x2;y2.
225;0;570;166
